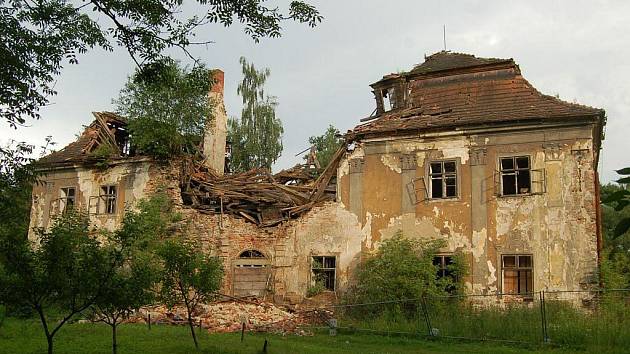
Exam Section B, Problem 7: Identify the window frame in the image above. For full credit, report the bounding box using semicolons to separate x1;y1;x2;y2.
498;155;532;196
311;255;337;291
99;185;118;215
59;186;76;213
428;160;459;200
501;254;534;297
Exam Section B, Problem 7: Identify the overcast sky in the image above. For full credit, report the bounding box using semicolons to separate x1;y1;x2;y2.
2;0;628;182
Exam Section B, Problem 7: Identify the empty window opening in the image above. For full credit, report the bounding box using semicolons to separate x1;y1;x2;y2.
430;161;457;199
236;249;267;268
60;187;76;213
500;156;531;195
433;255;457;293
382;87;396;112
99;185;117;214
502;255;533;296
312;256;336;291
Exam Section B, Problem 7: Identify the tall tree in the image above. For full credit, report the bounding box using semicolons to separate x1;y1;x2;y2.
228;57;283;172
1;0;322;128
305;125;345;169
114;60;213;160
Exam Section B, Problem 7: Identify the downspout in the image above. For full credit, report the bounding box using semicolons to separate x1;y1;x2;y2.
594;171;603;288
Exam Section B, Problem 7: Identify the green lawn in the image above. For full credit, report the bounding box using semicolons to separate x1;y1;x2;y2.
0;317;607;354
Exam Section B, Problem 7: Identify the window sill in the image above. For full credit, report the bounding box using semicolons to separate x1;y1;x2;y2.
427;197;461;203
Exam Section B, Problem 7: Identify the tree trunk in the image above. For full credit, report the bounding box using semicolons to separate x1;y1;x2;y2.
187;311;199;349
112;323;118;354
47;335;53;354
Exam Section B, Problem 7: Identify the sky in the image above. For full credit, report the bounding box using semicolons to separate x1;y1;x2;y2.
2;0;629;182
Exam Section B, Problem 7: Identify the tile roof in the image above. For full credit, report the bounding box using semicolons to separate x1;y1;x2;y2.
353;54;604;138
408;51;513;75
37;112;127;166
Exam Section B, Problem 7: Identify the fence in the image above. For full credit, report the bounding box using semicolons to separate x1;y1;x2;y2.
299;289;630;351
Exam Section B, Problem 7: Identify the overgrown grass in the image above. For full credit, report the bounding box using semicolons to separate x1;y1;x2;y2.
0;317;579;354
332;295;630;353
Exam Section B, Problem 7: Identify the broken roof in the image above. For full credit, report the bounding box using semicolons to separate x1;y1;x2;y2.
354;52;604;139
37;112;129;166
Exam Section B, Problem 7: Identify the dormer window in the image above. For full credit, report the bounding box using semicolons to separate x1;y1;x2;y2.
382;86;396;112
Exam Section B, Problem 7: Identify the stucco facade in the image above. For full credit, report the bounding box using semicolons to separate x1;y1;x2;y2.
29;52;605;304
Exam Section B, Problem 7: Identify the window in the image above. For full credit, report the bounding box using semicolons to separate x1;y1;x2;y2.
429;161;457;199
236;249;267;268
312;256;336;291
382;87;396;112
59;187;76;213
500;156;531;196
433;255;457;293
502;255;533;296
99;185;117;214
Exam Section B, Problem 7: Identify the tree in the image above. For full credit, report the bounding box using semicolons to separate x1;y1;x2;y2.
91;194;172;354
2;0;322;128
347;232;465;305
0;211;112;354
600;182;630;289
305;125;345;169
157;238;223;349
228;57;284;172
114;60;213;159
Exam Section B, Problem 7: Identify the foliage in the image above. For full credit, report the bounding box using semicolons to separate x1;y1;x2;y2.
346;232;465;306
0;211;113;354
228;57;283;172
114;61;214;160
600;182;630;288
306;279;327;298
0;141;37;244
91;193;173;354
89;144;117;170
305;125;344;168
157;238;223;349
1;0;323;128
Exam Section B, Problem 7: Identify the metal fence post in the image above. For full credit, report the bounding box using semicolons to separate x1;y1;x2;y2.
538;291;549;343
420;295;433;337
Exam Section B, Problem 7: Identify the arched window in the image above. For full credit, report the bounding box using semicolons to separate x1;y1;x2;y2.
238;249;265;259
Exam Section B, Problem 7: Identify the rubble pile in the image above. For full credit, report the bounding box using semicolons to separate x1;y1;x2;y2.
127;298;332;335
180;144;346;227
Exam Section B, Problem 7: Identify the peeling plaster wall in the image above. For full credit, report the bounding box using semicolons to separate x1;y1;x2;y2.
28;160;153;242
340;125;600;298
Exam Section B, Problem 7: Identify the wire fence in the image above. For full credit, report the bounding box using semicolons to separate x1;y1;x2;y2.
299;289;630;351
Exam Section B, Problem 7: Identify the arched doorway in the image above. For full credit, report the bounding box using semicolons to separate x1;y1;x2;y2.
232;249;270;297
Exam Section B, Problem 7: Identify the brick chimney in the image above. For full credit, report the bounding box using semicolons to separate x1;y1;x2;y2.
203;69;227;175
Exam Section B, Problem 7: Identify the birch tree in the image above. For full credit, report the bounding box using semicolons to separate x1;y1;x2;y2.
228;57;283;172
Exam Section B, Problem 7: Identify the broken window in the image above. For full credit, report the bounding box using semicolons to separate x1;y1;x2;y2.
312;256;336;291
433;255;457;293
99;185;117;214
59;187;76;213
429;161;457;199
500;156;531;196
502;255;533;296
382;87;396;112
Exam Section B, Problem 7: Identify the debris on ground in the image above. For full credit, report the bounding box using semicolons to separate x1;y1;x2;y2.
125;297;332;335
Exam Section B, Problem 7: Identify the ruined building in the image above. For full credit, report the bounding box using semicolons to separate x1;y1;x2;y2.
30;52;605;303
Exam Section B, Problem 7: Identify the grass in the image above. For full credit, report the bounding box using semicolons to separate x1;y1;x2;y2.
0;317;586;354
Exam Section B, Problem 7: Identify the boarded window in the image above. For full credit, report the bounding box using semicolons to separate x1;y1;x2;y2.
312;256;336;291
59;187;76;213
502;255;533;296
500;156;531;196
429;161;457;199
233;249;269;297
99;185;117;214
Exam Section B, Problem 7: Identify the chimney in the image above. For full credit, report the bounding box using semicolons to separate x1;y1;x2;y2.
203;69;227;175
